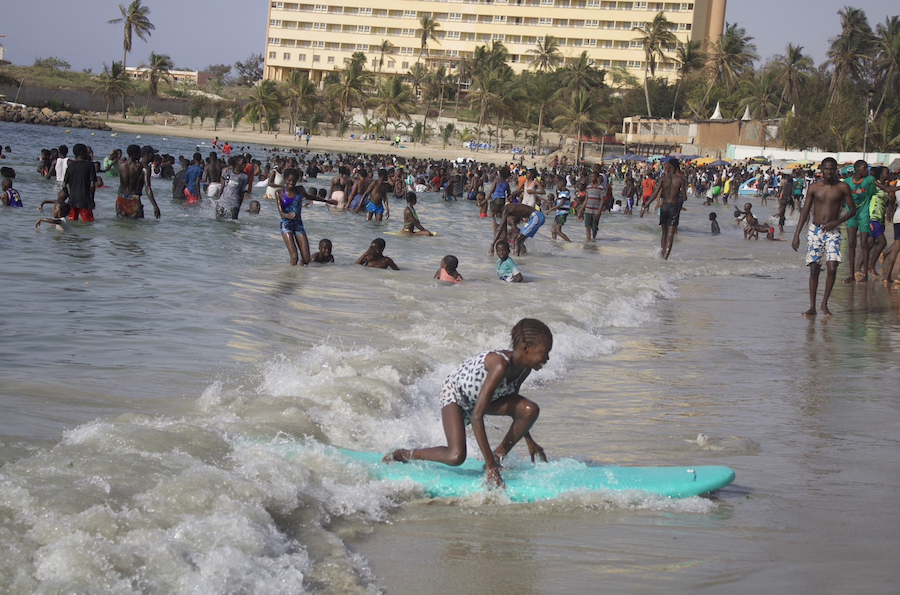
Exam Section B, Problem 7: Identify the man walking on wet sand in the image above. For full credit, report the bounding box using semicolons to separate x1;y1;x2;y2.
644;157;687;260
791;157;855;317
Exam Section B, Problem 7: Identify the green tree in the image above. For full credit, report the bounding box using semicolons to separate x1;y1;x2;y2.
524;72;560;155
211;100;226;131
106;1;154;73
283;71;318;131
738;69;779;119
93;61;133;120
229;100;244;132
527;35;562;72
369;77;415;137
417;15;441;67
244;79;283;133
188;95;209;130
701;22;758;113
771;43;814;116
325;57;371;115
439;122;456;149
557;51;605;93
873;16;900;116
468;66;509;150
671;40;706;118
234;53;264;87
139;52;173;124
632;12;677;117
377;39;395;88
553;89;606;162
826;7;876;103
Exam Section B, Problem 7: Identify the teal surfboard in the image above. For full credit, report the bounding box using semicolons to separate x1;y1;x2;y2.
336;449;734;502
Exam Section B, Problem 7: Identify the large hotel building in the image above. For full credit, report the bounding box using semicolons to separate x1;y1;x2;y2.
264;0;726;88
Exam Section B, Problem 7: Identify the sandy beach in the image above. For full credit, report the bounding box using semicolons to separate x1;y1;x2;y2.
105;118;561;166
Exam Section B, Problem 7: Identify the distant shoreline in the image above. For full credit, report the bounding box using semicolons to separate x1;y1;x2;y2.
106;121;549;166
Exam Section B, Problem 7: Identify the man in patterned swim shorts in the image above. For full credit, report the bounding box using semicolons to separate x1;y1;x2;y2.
792;157;856;317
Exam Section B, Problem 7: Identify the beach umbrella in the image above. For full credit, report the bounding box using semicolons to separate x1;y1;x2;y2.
888;158;900;171
602;153;622;162
647;155;666;162
709;159;731;167
692;157;714;166
840;165;855;175
624;154;647;162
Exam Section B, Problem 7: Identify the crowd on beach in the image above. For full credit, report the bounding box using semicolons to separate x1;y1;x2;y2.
3;134;900;313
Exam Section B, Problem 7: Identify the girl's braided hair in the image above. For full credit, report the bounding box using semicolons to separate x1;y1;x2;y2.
511;318;552;350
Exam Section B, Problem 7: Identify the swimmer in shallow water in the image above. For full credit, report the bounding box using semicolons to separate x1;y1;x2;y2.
356;238;399;269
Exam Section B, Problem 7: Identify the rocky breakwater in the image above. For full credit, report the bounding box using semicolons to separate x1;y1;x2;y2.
0;105;111;131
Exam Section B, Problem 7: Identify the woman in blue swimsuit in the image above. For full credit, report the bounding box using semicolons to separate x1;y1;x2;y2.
385;318;553;488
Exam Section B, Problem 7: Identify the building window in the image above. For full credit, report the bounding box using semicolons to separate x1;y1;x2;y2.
402;28;415;36
358;44;369;51
299;54;306;61
312;40;325;48
360;7;371;14
269;52;277;59
314;4;327;11
283;53;291;60
585;19;598;27
313;55;320;62
268;38;281;45
359;25;370;33
270;19;282;26
449;12;461;20
493;15;506;23
404;10;417;18
271;1;284;7
402;61;409;69
314;22;325;30
538;17;551;25
447;31;460;39
634;1;647;9
492;33;505;41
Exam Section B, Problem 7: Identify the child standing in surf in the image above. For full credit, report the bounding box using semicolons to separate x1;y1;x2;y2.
385;318;552;488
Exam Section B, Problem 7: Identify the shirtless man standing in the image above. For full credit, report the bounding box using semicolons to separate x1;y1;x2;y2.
791;157;856;317
203;152;223;200
646;157;687;260
117;144;161;219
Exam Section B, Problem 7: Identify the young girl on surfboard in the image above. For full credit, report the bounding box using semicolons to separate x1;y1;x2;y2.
384;318;552;488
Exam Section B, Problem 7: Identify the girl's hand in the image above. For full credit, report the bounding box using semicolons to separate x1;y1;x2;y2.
528;442;547;463
485;465;505;489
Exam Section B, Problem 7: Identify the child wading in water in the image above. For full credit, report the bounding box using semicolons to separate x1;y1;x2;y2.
434;255;463;283
278;168;336;265
385;318;552;488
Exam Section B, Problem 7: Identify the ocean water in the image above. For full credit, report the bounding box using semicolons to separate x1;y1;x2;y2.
1;120;898;594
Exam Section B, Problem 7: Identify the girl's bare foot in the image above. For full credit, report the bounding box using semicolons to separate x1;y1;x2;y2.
382;449;412;463
820;304;833;317
802;307;817;317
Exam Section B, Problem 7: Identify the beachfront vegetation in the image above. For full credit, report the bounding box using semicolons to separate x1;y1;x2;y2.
106;1;155;73
2;6;898;155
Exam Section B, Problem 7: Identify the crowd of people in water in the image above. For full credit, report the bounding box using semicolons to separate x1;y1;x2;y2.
4;134;900;487
3;135;899;314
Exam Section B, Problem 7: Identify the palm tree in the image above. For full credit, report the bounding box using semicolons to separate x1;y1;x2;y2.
417;15;441;68
701;22;758;112
325;58;371;115
468;66;509;150
826;7;876;104
632;12;677;117
524;73;560;155
553;89;605;162
244;79;283;133
407;62;428;99
139;52;173;124
454;54;469;113
369;77;415;136
93;62;133;119
377;39;395;88
671;40;706;118
557;51;605;93
439;122;456;149
282;70;318;131
873;16;900;116
739;69;779;119
771;43;813;116
106;1;155;73
527;36;562;72
422;66;449;142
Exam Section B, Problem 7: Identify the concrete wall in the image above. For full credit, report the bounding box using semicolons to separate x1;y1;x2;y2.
0;85;191;115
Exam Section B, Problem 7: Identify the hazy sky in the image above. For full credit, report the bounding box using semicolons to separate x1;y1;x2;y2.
0;0;896;73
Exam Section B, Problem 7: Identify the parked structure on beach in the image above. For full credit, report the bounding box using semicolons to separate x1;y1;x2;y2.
263;0;727;87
